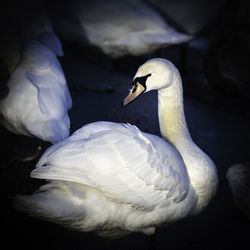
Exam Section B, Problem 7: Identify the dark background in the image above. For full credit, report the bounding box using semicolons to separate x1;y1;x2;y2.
0;0;249;249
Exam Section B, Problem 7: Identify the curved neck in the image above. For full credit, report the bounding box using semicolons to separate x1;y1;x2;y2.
157;71;218;213
158;71;191;146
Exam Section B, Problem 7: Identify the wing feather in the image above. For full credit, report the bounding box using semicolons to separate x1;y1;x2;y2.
24;40;72;120
31;122;190;210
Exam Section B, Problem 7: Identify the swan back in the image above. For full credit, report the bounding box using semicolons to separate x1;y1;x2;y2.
16;121;199;237
50;0;191;57
0;39;72;143
32;122;191;210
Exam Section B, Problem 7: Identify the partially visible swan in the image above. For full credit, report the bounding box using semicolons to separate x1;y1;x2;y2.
0;0;70;146
145;0;226;35
226;163;250;220
0;1;71;162
0;39;72;144
47;0;191;58
16;58;217;239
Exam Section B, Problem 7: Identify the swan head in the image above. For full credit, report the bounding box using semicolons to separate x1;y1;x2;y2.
122;58;177;107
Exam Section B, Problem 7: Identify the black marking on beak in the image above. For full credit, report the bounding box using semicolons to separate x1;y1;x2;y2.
132;73;151;90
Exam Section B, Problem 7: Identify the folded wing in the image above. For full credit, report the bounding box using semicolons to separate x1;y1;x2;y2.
31;122;190;211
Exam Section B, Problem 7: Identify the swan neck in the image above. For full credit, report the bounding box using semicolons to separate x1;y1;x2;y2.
158;73;218;213
158;75;191;146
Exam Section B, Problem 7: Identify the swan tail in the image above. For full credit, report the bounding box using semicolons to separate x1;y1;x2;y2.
30;165;96;187
13;181;87;229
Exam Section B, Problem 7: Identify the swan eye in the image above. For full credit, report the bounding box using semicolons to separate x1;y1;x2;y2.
132;84;138;93
132;73;151;90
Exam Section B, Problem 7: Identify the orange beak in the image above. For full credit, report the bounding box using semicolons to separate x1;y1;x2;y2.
122;83;146;107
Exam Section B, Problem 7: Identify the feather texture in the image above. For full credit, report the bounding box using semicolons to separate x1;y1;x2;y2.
32;122;190;211
51;0;191;58
0;39;72;143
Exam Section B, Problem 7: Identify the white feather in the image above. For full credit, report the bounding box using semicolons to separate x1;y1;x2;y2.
0;39;72;143
51;0;191;58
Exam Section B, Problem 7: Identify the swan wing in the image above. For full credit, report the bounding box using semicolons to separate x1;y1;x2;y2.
25;40;72;120
31;122;190;211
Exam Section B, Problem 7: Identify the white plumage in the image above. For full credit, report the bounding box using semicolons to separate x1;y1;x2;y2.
50;0;191;58
16;58;218;238
0;39;72;144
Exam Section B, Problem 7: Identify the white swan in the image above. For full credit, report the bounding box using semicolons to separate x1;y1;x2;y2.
0;39;72;144
16;58;218;238
48;0;191;58
0;0;71;146
226;163;250;220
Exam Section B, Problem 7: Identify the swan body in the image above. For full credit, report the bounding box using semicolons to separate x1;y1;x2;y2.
0;39;72;144
16;58;217;238
50;0;191;58
226;163;250;220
